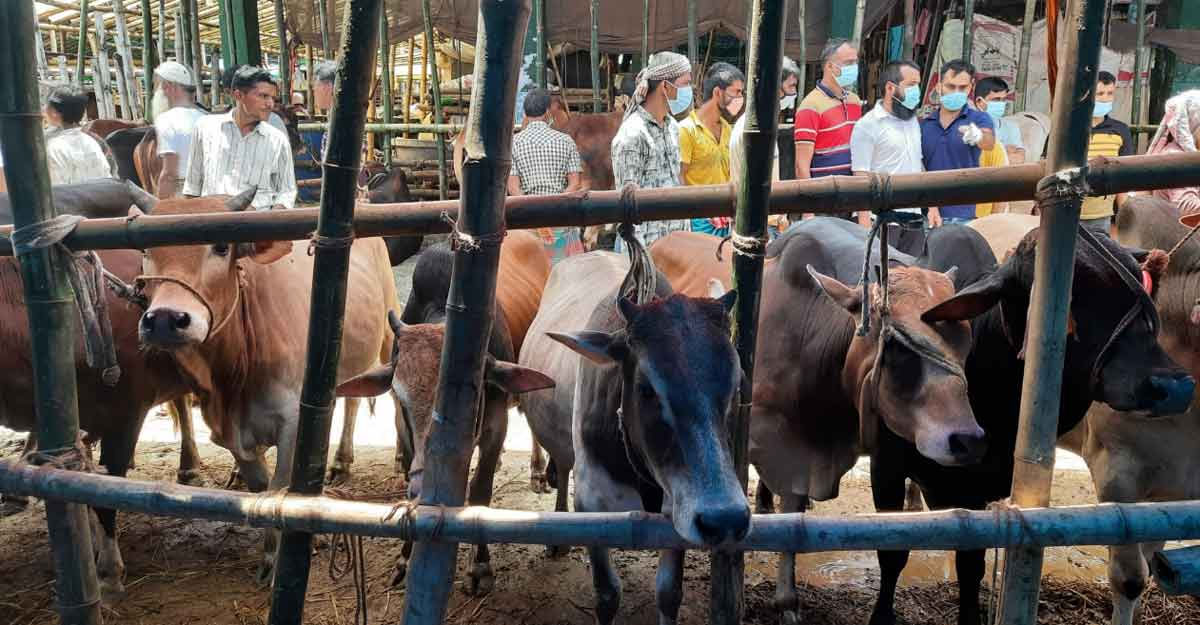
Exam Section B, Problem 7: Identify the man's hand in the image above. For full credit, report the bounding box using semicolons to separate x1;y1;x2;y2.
857;212;872;228
927;207;943;228
272;204;287;211
959;123;983;146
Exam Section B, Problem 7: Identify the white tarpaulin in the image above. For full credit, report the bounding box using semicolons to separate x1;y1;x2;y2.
926;14;1149;123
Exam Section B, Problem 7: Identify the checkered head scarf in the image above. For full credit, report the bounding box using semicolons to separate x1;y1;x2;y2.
626;51;692;119
1149;90;1200;155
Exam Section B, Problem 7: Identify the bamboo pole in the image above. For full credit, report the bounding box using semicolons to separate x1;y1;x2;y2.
796;0;806;90
399;2;530;624
641;0;649;69
421;0;447;201
711;2;786;624
962;0;975;63
902;0;914;59
996;0;1106;623
178;0;193;66
306;44;314;111
157;0;166;71
688;0;698;70
317;0;331;59
535;0;546;88
0;3;103;623
380;10;393;165
300;122;464;132
589;0;600;113
114;4;142;120
404;37;416;133
853;0;867;44
1152;546;1200;596
6;460;1200;554
218;0;234;70
1131;0;1148;127
1015;0;1037;112
174;12;184;62
9;151;1199;256
265;1;383;622
188;0;202;101
36;14;49;80
94;12;116;119
76;0;90;86
274;0;290;104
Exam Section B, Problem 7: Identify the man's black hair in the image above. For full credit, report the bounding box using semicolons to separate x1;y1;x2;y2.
47;85;89;125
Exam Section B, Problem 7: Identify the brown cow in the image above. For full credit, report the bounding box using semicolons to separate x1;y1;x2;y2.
649;231;733;297
337;314;555;594
133;189;399;582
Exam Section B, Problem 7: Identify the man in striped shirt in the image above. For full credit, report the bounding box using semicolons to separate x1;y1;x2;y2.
183;66;297;211
794;38;862;222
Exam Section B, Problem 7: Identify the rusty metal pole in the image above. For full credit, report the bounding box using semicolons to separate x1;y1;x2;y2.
1014;0;1037;112
265;1;382;623
996;0;1107;622
0;2;102;624
398;1;531;624
589;0;600;113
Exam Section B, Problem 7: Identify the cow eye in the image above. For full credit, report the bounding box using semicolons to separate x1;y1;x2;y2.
212;243;230;257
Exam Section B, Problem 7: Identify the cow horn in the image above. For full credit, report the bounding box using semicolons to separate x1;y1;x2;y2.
226;187;257;212
125;180;158;213
387;310;409;334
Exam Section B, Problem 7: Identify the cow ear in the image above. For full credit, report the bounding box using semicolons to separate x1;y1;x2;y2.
922;268;1007;322
126;180;158;213
807;265;862;313
486;360;556;394
336;364;395;397
717;288;737;315
244;240;293;265
128;205;146;219
546;330;628;364
226;188;256;212
943;266;959;284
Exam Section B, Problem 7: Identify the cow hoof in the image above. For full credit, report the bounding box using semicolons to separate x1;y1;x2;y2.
326;463;352;486
464;563;494;596
530;472;551;494
99;577;127;603
176;469;209;487
868;606;897;625
389;560;408;588
0;495;29;517
544;544;569;558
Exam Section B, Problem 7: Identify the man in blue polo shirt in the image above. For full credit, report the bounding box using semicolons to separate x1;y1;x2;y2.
921;59;995;224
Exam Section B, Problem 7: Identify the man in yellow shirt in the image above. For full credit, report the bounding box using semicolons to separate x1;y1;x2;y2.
679;62;744;237
972;77;1012;217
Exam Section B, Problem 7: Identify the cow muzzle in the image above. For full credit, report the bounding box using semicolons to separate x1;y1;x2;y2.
1137;373;1196;417
140;306;208;347
916;423;988;467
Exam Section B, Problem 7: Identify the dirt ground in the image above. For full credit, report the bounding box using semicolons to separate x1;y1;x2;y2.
2;416;1198;625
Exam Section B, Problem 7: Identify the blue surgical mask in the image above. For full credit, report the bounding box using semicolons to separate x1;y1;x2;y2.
668;84;693;115
986;100;1008;120
837;63;859;89
899;85;921;110
941;91;968;111
1093;100;1113;118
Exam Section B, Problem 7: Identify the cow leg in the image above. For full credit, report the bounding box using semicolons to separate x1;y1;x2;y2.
392;395;412;482
530;438;550;494
1107;541;1157;625
464;394;508;596
0;431;36;515
954;549;985;625
94;418;146;600
656;549;685;625
755;479;775;514
869;452;910;625
544;461;571;558
773;493;807;625
171;395;205;486
588;547;622;625
327;397;361;485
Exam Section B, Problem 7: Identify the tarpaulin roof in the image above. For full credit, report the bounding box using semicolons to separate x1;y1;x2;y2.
286;0;899;63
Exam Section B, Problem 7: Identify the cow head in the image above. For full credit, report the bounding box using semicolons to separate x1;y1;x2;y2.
923;229;1194;417
135;189;292;348
336;313;555;499
547;291;751;548
810;265;987;465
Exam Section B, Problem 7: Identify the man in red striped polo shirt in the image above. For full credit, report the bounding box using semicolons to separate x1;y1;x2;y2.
794;38;863;223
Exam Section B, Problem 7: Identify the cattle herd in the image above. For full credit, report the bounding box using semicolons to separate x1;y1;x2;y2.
1;169;1199;625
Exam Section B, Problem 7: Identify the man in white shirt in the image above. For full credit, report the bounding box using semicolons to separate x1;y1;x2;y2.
43;86;114;186
152;61;207;198
222;64;289;136
730;56;801;237
849;61;939;229
184;66;297;211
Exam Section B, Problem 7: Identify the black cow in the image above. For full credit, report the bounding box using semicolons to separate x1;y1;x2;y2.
358;163;424;266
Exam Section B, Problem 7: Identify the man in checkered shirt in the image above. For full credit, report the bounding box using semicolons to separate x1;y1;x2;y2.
508;88;584;261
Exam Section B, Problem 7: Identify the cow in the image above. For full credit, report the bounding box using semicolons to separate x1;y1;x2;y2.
1032;197;1196;625
357;162;424;266
864;213;1195;625
648;231;733;297
132;189;399;582
0;180;205;598
336;313;555;594
543;251;750;625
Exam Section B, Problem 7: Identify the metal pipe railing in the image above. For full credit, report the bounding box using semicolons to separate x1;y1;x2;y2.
3;152;1197;256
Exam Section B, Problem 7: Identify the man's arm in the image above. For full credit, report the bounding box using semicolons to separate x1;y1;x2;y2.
507;175;523;196
849;122;876;225
611;135;647;188
181;126;205;198
564;172;582;193
273;142;298;209
0;168;7;193
157;153;181;198
794;142;815;179
564;140;583;193
1114;124;1137;209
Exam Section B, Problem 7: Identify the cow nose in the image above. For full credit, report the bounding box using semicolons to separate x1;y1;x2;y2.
1144;374;1195;417
170;310;191;330
947;430;988;464
140;309;193;340
694;503;751;547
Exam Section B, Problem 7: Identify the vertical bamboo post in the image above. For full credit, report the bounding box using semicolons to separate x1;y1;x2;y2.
174;12;184;62
265;1;382;623
535;0;546;88
188;0;202;101
962;0;975;62
421;0;447;201
589;0;600;113
274;0;290;105
688;0;698;70
36;14;48;80
1014;0;1037;112
641;0;649;70
318;0;331;59
114;4;142;120
797;0;806;92
94;12;115;119
218;0;235;71
853;0;867;44
1131;0;1148;126
179;0;193;67
709;1;785;624
306;44;314;112
380;9;393;165
76;0;91;86
157;0;166;72
141;0;155;119
902;0;914;59
995;0;1106;622
0;3;103;624
404;37;416;132
398;3;530;624
110;23;133;120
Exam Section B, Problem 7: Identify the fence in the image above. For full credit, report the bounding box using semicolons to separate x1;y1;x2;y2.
2;1;1200;625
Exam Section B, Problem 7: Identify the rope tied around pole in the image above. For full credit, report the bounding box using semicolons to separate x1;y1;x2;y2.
440;211;506;253
715;232;769;261
616;183;658;305
1034;166;1089;210
5;214;122;385
307;232;357;256
326;487;368;625
22;431;97;473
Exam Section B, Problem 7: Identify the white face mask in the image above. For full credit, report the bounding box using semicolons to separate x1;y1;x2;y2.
779;93;797;109
151;88;171;118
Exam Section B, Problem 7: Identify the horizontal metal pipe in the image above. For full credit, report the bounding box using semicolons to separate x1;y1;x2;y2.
2;152;1198;255
300;122;1163;136
2;460;1200;553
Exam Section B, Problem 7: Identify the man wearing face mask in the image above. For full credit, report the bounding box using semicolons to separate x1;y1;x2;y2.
972;77;1017;217
850;61;936;233
1079;71;1133;235
679;62;744;237
919;59;994;224
795;38;863;223
610;51;693;249
730;56;800;238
